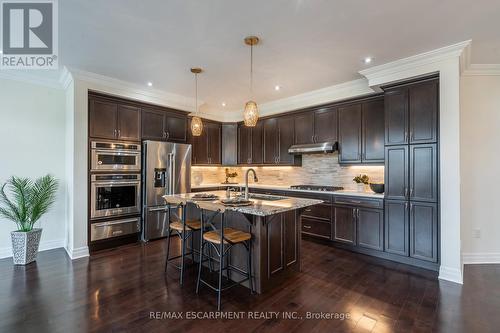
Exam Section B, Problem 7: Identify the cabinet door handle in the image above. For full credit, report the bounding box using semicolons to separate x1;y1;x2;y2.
163;131;166;139
404;187;408;198
404;130;408;143
117;129;121;137
166;131;170;139
410;188;414;197
311;135;315;143
405;202;409;210
410;203;414;212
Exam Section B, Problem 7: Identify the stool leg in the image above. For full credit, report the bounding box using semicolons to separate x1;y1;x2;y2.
247;241;254;294
190;230;195;263
180;232;186;286
165;229;172;272
217;242;223;311
208;245;214;272
196;241;204;294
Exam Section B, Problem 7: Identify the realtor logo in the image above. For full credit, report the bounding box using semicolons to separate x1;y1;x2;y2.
1;0;58;69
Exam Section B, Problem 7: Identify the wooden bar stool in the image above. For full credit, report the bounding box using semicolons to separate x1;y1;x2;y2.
163;196;202;286
195;201;253;311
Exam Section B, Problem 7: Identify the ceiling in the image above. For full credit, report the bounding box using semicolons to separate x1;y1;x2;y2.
59;0;500;115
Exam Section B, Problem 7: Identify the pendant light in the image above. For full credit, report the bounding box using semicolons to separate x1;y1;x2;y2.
243;36;260;127
190;67;203;136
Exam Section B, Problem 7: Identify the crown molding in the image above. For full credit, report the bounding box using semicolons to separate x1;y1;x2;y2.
0;69;63;89
59;66;74;90
359;40;472;85
462;64;500;76
66;67;199;113
216;78;374;122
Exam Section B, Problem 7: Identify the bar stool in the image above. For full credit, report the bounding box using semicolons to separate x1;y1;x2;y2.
195;201;253;311
163;196;202;286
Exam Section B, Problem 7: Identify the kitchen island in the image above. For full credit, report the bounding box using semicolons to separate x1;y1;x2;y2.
164;190;322;293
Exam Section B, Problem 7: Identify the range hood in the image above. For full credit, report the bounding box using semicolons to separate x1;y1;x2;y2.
288;142;338;154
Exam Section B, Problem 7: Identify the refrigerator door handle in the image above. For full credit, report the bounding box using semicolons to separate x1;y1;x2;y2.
168;153;175;194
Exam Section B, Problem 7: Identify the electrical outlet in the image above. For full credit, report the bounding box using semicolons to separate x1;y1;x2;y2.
473;228;481;239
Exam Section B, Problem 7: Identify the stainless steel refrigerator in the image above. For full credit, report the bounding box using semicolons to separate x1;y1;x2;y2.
142;140;191;241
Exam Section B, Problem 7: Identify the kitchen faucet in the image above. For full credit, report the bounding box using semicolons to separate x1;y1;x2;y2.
244;168;259;200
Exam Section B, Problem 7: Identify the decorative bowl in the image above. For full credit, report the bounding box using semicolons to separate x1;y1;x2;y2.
369;183;385;194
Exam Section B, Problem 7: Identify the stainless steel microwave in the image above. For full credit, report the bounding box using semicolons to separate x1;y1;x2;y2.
90;141;141;172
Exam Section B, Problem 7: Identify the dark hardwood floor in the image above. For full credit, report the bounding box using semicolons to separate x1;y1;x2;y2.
1;238;499;333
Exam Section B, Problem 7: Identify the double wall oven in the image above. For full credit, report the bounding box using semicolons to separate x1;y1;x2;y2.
90;141;141;243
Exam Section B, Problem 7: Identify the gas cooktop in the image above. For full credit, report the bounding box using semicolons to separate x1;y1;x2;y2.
289;185;344;192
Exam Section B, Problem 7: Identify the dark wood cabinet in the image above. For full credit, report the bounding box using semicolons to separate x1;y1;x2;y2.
338;98;384;164
384;78;438;146
384;200;409;256
409;80;438;144
294;107;337;145
189;119;221;165
89;98;118;140
333;206;356;245
264;210;298;276
385;145;409;200
278;116;296;165
410;202;438;262
262;117;299;165
165;113;188;142
314;107;338;143
357;208;384;251
384;88;408;145
410;144;438;202
237;122;263;165
294;112;315;145
338;103;362;163
206;122;221;164
263;118;278;164
252;122;264;164
89;97;141;142
142;108;187;142
141;108;165;140
362;99;385;163
116;105;141;141
238;124;252;164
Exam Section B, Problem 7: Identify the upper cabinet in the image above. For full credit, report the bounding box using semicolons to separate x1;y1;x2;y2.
89;93;188;143
384;78;438;146
294;107;338;145
263;117;301;166
189;119;221;165
238;122;263;165
338;97;384;164
89;96;141;142
142;107;187;142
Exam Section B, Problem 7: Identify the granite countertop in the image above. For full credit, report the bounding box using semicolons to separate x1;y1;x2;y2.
191;183;384;199
163;191;323;217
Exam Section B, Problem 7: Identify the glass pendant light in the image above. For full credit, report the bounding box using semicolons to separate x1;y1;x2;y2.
243;36;259;127
190;67;203;136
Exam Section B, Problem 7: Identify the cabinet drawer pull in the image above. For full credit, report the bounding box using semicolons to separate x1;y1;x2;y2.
305;209;312;212
303;225;312;229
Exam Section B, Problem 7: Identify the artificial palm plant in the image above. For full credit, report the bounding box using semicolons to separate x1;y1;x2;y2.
0;175;58;231
0;175;58;265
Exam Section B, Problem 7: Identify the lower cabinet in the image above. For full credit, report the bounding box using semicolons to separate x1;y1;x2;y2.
384;200;409;256
301;217;331;239
333;206;356;245
410;201;438;262
357;208;384;251
384;200;438;263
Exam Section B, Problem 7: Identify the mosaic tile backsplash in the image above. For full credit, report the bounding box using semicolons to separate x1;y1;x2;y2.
191;153;384;191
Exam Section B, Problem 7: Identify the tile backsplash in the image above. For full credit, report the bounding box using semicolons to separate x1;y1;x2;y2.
191;153;384;191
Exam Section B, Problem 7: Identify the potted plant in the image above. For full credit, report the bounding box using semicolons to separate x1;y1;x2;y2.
353;174;369;192
0;175;58;265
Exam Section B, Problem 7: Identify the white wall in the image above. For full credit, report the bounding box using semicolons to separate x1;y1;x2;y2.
0;78;67;258
460;75;500;263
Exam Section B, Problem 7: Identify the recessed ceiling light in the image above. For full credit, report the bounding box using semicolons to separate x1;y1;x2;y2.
364;57;372;64
0;50;3;54
147;82;153;87
221;102;226;107
274;85;281;91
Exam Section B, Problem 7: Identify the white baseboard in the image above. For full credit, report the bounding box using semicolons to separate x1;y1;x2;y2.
439;265;463;284
0;238;65;259
65;245;89;260
462;252;500;264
